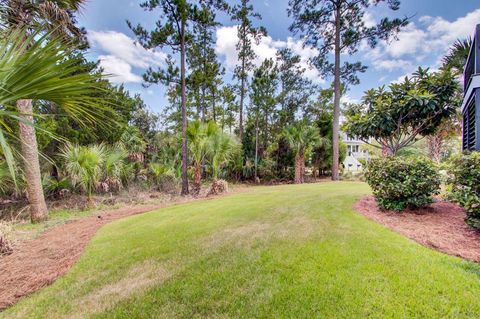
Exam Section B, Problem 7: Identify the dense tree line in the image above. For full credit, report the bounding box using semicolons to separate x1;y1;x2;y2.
3;0;468;224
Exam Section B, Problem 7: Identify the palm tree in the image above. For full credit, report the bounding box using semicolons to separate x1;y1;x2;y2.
1;0;85;222
0;30;107;222
60;143;105;203
1;0;84;39
119;127;147;163
442;37;472;74
102;146;127;192
283;124;321;184
187;120;218;195
209;133;238;181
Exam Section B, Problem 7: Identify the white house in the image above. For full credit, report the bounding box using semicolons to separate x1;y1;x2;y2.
341;132;369;172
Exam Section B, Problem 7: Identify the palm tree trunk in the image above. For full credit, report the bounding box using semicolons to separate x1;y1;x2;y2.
294;154;302;184
193;163;202;195
17;99;48;223
180;18;189;196
300;151;305;184
331;5;341;181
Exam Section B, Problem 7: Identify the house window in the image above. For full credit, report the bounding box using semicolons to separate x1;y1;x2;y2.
348;145;359;156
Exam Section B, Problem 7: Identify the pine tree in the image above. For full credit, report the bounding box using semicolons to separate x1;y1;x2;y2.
231;0;265;140
276;48;316;128
128;0;227;195
288;0;408;180
187;4;224;122
249;58;278;180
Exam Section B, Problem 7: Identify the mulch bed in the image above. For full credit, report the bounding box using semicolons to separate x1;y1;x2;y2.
354;196;480;263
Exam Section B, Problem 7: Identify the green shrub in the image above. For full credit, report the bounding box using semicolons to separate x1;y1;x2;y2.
447;153;480;229
364;157;440;211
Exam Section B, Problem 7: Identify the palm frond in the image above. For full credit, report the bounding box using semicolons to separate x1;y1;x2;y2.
0;29;111;181
442;37;472;73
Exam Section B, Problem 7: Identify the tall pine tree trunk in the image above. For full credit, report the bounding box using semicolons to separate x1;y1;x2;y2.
239;70;245;140
17;99;48;223
212;88;216;122
239;32;246;140
331;6;341;181
180;19;189;196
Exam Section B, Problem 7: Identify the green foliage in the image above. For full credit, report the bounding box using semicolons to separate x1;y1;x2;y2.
0;161;17;196
344;68;460;155
187;120;219;165
0;29;109;183
119;127;147;155
283;123;321;156
442;37;472;74
288;0;408;87
102;146;128;192
60;143;106;199
447;153;480;229
209;132;239;180
276;48;315;126
149;162;177;192
365;157;441;211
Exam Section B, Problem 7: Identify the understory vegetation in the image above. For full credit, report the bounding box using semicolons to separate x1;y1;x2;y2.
447;152;480;229
365;157;440;211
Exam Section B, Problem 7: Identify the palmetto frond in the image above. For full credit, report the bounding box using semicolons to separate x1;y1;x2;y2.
0;0;86;39
60;143;105;198
187;120;219;165
210;133;238;179
283;123;320;154
0;29;108;182
442;37;472;73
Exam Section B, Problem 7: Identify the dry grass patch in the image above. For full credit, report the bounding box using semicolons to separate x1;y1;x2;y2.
72;259;172;318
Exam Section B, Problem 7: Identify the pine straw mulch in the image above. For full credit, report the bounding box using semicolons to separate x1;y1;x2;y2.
354;196;480;263
0;189;240;310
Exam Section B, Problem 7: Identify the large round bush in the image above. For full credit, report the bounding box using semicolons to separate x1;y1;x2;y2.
447;153;480;229
365;157;440;211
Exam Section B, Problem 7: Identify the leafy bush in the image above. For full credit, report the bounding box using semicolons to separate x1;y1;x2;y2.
42;175;71;199
447;153;480;229
60;143;106;199
149;163;177;192
365;157;440;211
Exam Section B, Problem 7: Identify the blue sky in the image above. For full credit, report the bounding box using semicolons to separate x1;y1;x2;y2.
77;0;480;113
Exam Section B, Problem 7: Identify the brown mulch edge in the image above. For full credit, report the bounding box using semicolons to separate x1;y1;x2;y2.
0;190;238;311
354;196;480;263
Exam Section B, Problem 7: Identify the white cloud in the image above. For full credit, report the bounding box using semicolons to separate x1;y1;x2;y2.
97;55;142;84
374;59;413;72
88;30;167;84
361;8;480;82
215;25;324;84
384;23;427;58
421;9;480;44
363;12;376;28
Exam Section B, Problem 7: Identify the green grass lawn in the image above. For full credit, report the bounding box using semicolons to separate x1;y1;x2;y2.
4;182;480;318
